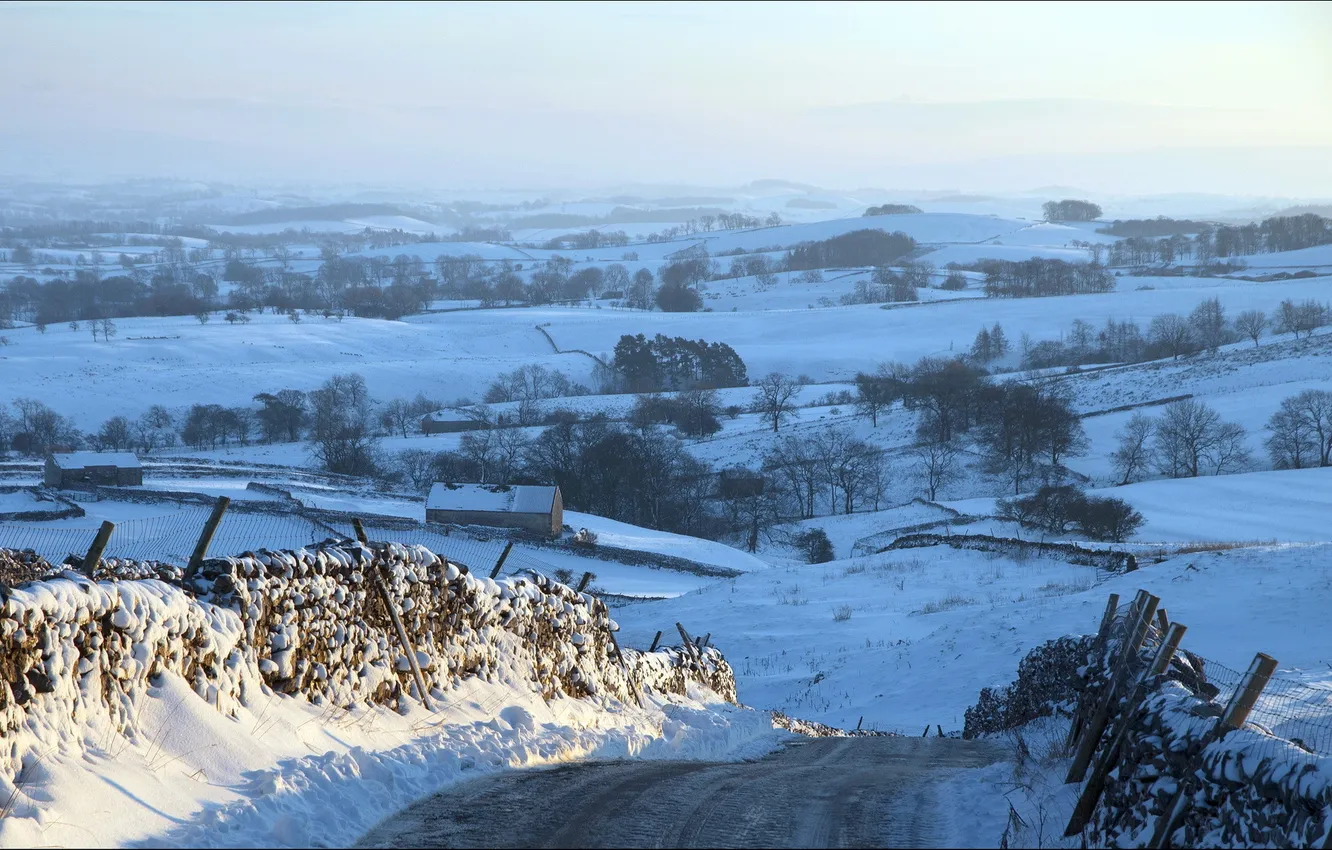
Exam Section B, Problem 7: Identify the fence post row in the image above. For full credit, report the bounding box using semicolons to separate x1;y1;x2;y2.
1066;590;1159;784
1060;589;1282;848
1065;621;1187;836
352;517;434;713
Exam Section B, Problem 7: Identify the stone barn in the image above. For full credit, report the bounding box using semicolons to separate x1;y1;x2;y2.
420;408;489;435
44;452;143;488
426;483;563;537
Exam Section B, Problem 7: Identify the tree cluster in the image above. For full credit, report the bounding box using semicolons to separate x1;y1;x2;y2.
980;258;1114;298
863;204;923;216
997;484;1144;542
1110;399;1251;484
785;229;917;271
612;334;748;393
1042;200;1103;222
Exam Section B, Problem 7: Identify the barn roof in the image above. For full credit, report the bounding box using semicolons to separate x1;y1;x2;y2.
426;483;558;514
49;451;141;470
423;408;481;424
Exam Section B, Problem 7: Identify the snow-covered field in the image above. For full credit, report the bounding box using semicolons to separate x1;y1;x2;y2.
615;542;1332;734
6;193;1332;847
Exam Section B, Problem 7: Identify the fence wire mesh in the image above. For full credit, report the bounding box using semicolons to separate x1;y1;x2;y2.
1102;599;1332;765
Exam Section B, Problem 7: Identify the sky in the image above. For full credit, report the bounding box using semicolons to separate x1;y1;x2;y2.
3;0;1331;195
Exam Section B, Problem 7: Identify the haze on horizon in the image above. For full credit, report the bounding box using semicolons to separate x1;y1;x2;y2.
3;0;1331;196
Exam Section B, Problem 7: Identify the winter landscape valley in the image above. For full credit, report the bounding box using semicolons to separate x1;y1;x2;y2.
4;1;1332;847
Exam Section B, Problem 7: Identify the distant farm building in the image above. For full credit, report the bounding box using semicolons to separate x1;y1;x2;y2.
420;408;489;435
44;452;143;488
426;483;563;537
719;467;765;498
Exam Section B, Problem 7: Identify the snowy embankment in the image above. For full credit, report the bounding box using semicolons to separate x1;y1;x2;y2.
0;543;781;848
619;541;1332;735
943;466;1332;544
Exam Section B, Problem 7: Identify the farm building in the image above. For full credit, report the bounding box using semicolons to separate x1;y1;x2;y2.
426;483;563;537
44;452;143;488
420;408;489;435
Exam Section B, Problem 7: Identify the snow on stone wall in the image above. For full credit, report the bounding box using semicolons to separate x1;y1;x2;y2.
969;620;1332;847
0;542;735;779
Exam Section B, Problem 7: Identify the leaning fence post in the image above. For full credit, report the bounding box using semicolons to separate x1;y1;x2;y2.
675;622;699;661
648;630;662;652
1146;652;1278;849
353;517;434;713
1066;591;1159;783
184;496;230;580
80;520;115;577
489;540;514;579
576;571;593;593
1069;592;1123;749
1065;621;1188;836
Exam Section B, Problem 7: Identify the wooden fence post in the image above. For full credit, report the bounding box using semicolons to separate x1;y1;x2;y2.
1146;652;1277;849
80;520;115;577
648;630;662;652
489;540;513;579
1065;622;1188;836
185;496;230;580
1068;593;1123;749
675;623;699;661
1066;591;1159;783
352;517;434;713
1156;608;1169;633
1150;623;1187;676
576;571;594;593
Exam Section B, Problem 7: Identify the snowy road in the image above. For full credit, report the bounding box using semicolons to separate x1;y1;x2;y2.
355;736;1005;849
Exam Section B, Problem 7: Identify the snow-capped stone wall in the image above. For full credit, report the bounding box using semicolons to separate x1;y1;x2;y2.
970;625;1332;847
0;542;735;777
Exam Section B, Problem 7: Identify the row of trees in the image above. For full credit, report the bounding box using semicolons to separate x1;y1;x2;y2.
1088;214;1332;266
1010;296;1330;373
980;258;1116;298
1110;399;1251;484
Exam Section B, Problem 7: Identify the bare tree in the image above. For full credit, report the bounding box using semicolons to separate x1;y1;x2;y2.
1233;309;1266;348
910;440;961;501
1153;398;1246;478
1148;313;1193;359
853;368;900;426
380;398;415;438
1188;297;1228;354
1269;389;1332;468
1110;412;1155;485
751;373;804;433
394;448;437;493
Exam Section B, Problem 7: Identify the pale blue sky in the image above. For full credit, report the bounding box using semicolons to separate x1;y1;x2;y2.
3;1;1330;193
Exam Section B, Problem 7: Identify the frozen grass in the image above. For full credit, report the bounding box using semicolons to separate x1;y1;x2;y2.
832;605;853;622
916;592;977;615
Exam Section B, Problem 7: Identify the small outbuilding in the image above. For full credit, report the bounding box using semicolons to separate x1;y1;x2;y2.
44;451;143;488
420;408;489;435
426;483;563;537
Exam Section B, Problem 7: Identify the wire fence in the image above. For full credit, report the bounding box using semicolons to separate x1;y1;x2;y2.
0;509;576;584
1108;600;1332;765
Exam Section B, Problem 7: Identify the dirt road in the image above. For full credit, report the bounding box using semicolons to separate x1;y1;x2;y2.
356;736;1006;849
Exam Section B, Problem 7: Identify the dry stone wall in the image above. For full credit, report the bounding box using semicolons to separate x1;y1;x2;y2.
0;542;735;777
970;622;1332;847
